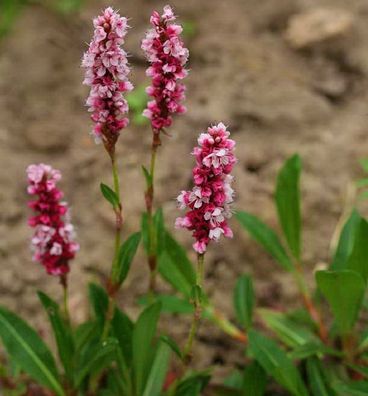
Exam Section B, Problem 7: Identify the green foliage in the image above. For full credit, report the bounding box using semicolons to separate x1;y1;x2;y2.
100;183;120;209
316;270;365;334
235;211;293;271
111;232;141;285
248;330;309;396
0;0;26;38
242;361;267;396
0;306;64;396
275;154;302;260
233;274;254;329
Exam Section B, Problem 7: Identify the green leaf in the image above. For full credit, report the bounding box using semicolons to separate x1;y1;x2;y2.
138;294;193;314
160;335;183;360
37;292;75;381
112;232;141;285
158;251;193;297
289;341;342;360
235;211;293;271
248;330;309;396
242;361;267;396
275;154;302;260
331;210;361;270
359;158;368;173
0;306;64;396
111;308;133;365
88;283;108;326
132;302;162;395
75;337;118;387
158;231;196;296
258;309;318;348
142;340;171;396
141;165;152;187
316;270;365;334
0;0;26;37
233;274;254;329
346;218;368;282
306;357;332;396
154;208;165;255
175;371;211;396
332;381;368;396
100;183;119;209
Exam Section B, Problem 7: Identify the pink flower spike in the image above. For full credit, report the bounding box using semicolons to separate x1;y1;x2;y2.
141;4;189;134
175;123;237;253
82;7;133;147
26;164;79;276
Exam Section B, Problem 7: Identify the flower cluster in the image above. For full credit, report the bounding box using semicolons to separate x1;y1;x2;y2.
82;7;133;144
175;123;236;254
27;164;79;276
141;5;189;132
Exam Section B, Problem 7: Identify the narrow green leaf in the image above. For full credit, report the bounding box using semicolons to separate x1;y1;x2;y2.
235;211;293;271
306;357;331;396
316;270;365;334
331;210;361;270
141;165;152;186
88;283;108;326
346;218;368;282
359;158;368;173
289;342;342;360
138;294;193;314
248;330;309;396
132;302;162;395
275;154;302;260
112;232;141;284
259;309;318;348
75;337;118;387
175;371;211;396
332;381;368;396
0;306;64;396
111;308;133;365
234;274;254;329
242;361;267;396
154;208;165;255
160;335;183;360
37;292;75;380
143;340;171;396
158;251;193;297
100;183;119;209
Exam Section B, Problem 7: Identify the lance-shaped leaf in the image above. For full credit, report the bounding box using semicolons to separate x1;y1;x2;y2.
111;308;133;365
233;274;254;329
331;209;361;270
306;357;333;396
236;211;293;271
248;330;309;396
316;270;365;334
346;217;368;282
111;232;141;285
243;361;267;396
132;302;161;395
142;340;171;396
100;183;119;209
0;306;64;396
275;154;302;261
38;292;75;381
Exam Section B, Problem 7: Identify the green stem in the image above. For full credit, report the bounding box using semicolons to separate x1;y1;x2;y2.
145;136;159;294
292;260;328;343
183;253;204;365
60;274;70;324
103;153;122;340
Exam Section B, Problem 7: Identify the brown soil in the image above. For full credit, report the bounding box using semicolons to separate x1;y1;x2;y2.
1;0;368;386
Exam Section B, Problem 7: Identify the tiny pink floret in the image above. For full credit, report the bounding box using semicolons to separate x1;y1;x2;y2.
27;164;79;276
82;7;133;143
175;123;236;253
141;5;189;132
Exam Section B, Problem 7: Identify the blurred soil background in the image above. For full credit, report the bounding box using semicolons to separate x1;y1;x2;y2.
1;0;368;383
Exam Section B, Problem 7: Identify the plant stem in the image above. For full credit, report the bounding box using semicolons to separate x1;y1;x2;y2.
145;132;160;294
60;274;70;323
183;253;205;365
103;152;123;340
204;305;247;344
292;261;328;343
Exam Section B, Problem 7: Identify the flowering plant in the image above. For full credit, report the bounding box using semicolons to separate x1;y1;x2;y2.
1;5;368;396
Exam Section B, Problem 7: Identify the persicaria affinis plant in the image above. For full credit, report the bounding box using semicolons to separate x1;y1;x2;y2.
1;4;368;396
